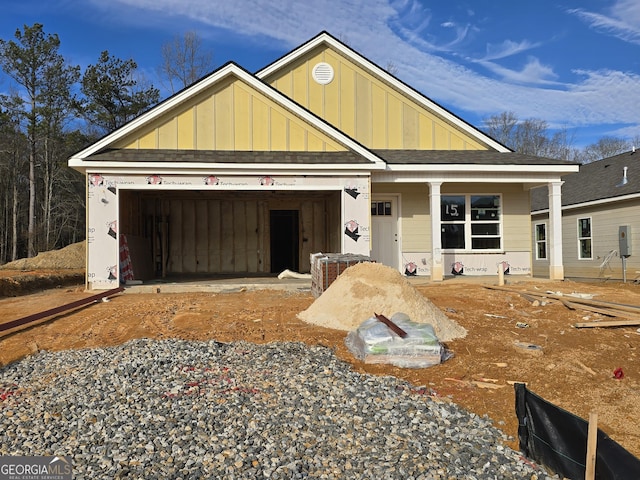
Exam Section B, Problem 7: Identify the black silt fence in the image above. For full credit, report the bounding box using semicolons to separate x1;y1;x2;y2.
515;383;640;479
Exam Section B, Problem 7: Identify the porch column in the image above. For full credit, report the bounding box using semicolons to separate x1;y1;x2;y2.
429;182;443;281
548;181;565;280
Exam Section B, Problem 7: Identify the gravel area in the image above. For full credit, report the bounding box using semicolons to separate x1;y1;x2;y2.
0;339;557;479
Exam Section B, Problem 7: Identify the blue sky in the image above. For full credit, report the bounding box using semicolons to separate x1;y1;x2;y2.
2;0;640;149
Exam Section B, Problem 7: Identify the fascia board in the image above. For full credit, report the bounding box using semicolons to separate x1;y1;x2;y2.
257;33;510;153
384;164;579;173
373;172;571;184
73;62;385;168
82;168;373;178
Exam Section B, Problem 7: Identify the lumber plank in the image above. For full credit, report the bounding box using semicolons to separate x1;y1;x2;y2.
486;285;640;314
484;286;555;303
563;301;640;320
586;412;598;480
374;313;408;338
0;287;124;337
538;292;640;313
574;319;640;328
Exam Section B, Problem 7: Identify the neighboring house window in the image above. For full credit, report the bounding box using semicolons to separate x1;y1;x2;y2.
371;201;392;216
441;195;501;250
535;223;547;260
578;217;592;259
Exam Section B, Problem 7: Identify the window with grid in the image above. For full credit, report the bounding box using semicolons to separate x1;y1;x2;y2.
371;201;392;216
535;223;547;260
578;217;592;259
441;195;501;250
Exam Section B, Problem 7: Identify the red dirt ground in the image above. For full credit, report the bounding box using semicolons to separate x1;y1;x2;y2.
1;271;639;459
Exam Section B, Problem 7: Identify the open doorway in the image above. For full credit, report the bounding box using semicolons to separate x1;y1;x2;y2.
270;210;299;273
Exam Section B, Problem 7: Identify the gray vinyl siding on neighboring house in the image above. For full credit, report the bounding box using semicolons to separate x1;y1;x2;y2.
530;150;640;280
560;200;640;279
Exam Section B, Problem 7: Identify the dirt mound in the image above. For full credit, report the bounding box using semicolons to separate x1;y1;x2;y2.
0;241;86;270
297;262;467;342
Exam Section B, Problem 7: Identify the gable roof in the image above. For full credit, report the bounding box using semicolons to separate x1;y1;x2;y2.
257;31;510;153
69;61;386;169
69;30;579;180
531;150;640;211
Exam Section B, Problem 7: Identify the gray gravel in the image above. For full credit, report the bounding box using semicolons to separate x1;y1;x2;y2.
0;339;556;479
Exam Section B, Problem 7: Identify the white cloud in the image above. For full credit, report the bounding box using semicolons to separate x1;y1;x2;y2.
569;0;640;45
477;56;559;85
78;0;640;140
482;39;540;61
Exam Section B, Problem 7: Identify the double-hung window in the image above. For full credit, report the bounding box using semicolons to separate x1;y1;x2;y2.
535;223;547;260
441;195;501;250
578;217;592;259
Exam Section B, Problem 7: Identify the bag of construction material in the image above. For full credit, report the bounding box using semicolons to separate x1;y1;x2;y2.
345;312;444;368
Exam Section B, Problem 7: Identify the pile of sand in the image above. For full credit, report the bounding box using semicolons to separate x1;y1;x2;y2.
0;241;86;270
297;262;467;342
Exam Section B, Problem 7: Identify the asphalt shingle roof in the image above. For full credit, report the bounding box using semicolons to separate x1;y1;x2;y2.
531;150;640;211
88;148;580;169
373;150;576;165
87;149;373;164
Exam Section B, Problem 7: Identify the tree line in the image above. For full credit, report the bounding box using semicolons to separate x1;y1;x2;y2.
0;23;636;263
482;111;639;164
0;24;212;263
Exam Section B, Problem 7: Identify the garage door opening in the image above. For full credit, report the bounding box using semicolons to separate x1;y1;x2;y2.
270;210;299;273
118;190;341;278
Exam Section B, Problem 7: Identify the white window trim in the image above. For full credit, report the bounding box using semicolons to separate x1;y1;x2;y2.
535;222;547;260
577;216;593;260
441;194;503;252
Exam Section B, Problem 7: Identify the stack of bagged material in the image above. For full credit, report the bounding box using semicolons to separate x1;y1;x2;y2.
345;312;445;368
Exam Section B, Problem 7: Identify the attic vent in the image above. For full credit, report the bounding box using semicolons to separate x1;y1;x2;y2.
312;62;334;85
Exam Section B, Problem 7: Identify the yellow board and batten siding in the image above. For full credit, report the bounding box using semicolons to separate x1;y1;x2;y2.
261;46;488;151
113;77;346;152
113;44;488;154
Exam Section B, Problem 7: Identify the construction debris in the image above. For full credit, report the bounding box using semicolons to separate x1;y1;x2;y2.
444;377;506;389
485;285;640;329
514;341;544;356
0;287;124;337
575;319;640;328
576;361;597;376
374;312;408;338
